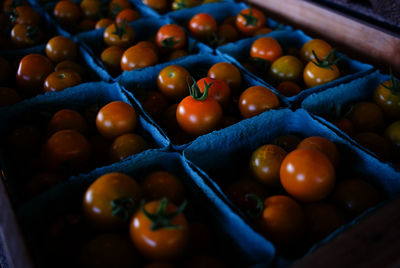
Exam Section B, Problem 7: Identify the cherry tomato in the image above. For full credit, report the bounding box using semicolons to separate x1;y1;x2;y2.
46;36;77;63
47;109;88;137
121;44;158;71
189;13;217;41
95;18;113;29
300;39;333;63
142;0;168;13
250;36;282;63
276;81;301;97
303;202;345;243
373;79;400;119
43;70;82;92
96;101;138;140
10;5;40;26
109;0;132;18
135;40;159;54
53;0;81;25
141;171;185;205
172;0;201;11
80;0;101;19
258;195;305;248
116;8;140;24
353;132;390;160
130;198;189;260
0;87;21;106
207;62;242;95
331;178;380;219
217;24;239;45
167;49;188;61
83;172;141;230
109;133;148;163
347;101;385;133
235;8;266;36
104;21;135;48
157;65;190;101
80;234;138;268
238;85;279;118
55;60;86;78
16;53;54;97
303;61;340;88
197;77;231;108
250;144;287;188
268;55;304;84
176;80;222;136
280;148;336;203
41;129;91;172
10;23;42;48
156;24;186;50
101;46;125;76
297;136;340;167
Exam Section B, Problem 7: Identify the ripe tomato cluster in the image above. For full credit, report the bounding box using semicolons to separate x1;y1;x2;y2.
4;100;149;202
130;61;280;144
52;0;140;34
224;135;381;254
243;37;342;96
141;0;219;14
325;73;400;167
44;171;227;267
100;21;192;76
185;7;273;47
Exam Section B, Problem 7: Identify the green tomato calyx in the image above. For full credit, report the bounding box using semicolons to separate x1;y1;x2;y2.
187;76;213;101
381;67;400;95
112;19;127;40
240;8;258;27
111;197;137;221
141;197;188;231
161;36;181;48
311;49;341;70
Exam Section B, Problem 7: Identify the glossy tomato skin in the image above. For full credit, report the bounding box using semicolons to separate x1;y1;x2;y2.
109;133;148;163
46;109;88;137
96;101;138;140
297;136;340;167
100;46;125;76
53;0;81;25
95;18;113;29
121;45;158;71
300;39;333;62
258;195;305;248
46;36;77;63
142;0;168;13
156;24;186;50
43;70;82;92
16;54;54;97
157;65;190;101
268;55;304;84
250;37;282;63
55;60;86;78
104;22;135;48
10;23;42;48
115;8;140;24
141;171;185;205
280;148;336;203
207;62;242;95
12;6;40;26
373;80;400;119
303;62;340;88
238;86;279;118
197;77;231;108
80;0;101;19
189;13;217;40
176;95;222;136
250;144;287;188
130;200;189;260
235;8;266;36
83;172;141;230
41;129;91;172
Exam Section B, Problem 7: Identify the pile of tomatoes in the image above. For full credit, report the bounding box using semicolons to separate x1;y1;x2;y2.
223;134;381;256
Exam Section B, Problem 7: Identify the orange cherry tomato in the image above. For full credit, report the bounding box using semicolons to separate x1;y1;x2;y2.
197;77;231;108
217;24;239;45
41;129;91;172
115;8;139;24
0;87;21;106
80;0;101;19
55;60;86;78
156;24;186;50
238;85;279;118
43;70;82;92
16;53;54;97
297;136;340;167
347;101;385;134
303;61;340;88
101;46;125;76
141;171;185;205
130;198;189;260
276;81;301;97
189;13;217;41
157;65;190;101
11;6;40;26
235;8;266;36
46;36;78;63
109;133;148;163
142;0;168;13
83;172;141;230
250;36;282;63
47;109;88;137
104;21;135;48
109;0;132;18
373;79;400;120
207;62;242;95
300;39;333;62
280;148;336;203
95;18;113;29
53;0;81;25
10;23;42;48
120;44;158;71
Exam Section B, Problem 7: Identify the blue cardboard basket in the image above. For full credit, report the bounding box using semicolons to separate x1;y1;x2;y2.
216;30;375;107
118;53;290;150
0;81;170;207
17;149;275;267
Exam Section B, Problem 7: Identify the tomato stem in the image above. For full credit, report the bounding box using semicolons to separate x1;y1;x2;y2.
161;36;181;48
311;49;342;70
381;67;400;94
141;198;188;231
240;8;258;27
207;33;224;47
112;19;127;40
26;25;38;40
111;197;137;221
245;194;264;219
186;76;213;101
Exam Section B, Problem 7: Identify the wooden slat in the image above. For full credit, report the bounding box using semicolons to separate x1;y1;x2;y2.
246;0;400;75
0;170;34;268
